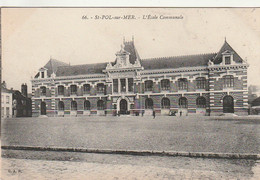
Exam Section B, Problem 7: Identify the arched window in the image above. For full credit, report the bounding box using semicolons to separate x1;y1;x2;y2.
70;85;77;95
223;75;234;88
83;84;91;93
161;97;170;109
223;95;234;113
196;77;206;89
145;80;153;91
71;101;77;110
40;86;46;96
178;78;188;90
58;101;64;111
84;100;91;110
179;97;188;108
145;98;153;109
97;100;105;110
97;83;105;94
196;96;206;108
58;85;64;95
161;79;170;91
40;101;46;115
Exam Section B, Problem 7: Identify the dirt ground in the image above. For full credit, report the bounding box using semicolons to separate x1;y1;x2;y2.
2;116;260;154
1;150;260;180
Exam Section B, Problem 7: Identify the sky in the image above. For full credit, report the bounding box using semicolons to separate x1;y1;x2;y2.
2;8;260;92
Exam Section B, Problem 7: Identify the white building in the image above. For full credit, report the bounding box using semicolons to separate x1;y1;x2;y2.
1;82;13;118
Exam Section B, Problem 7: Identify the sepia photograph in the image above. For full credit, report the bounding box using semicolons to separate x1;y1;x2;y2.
1;7;260;179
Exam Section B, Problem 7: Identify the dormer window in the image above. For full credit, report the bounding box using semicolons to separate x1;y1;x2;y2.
225;56;231;65
38;67;48;79
222;50;234;65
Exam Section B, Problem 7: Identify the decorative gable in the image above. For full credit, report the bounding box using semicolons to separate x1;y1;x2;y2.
213;40;244;65
115;45;131;67
105;41;142;71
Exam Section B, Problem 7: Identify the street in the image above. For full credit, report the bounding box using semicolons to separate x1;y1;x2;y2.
1;149;260;180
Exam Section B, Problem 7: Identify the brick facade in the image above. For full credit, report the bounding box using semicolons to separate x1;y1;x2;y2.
31;39;249;117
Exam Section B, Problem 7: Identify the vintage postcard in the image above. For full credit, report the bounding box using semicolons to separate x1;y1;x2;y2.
1;8;260;179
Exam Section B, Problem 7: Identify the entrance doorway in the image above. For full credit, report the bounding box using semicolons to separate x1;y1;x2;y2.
223;95;234;113
120;99;128;114
41;101;46;115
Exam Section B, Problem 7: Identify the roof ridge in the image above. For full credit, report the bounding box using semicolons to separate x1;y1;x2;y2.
57;62;108;68
141;52;217;61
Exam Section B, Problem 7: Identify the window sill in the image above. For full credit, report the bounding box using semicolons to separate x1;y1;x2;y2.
223;87;234;91
178;89;187;93
196;89;206;91
144;90;153;93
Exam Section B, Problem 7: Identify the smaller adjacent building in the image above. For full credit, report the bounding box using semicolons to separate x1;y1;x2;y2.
12;83;32;117
1;81;13;118
1;82;32;118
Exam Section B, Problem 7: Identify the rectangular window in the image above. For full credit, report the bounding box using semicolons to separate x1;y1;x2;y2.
196;78;206;89
225;56;231;65
58;86;64;95
128;78;134;92
6;96;9;104
113;79;118;93
145;81;153;91
97;84;105;94
70;85;77;95
83;84;91;93
120;79;126;92
40;87;47;96
178;79;188;90
1;107;4;117
224;76;234;88
41;72;44;78
161;79;170;90
6;107;10;117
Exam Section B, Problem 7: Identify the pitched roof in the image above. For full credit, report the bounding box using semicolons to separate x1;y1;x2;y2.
56;62;107;77
35;59;69;78
36;40;244;77
124;41;140;64
213;40;243;64
140;53;217;70
44;59;70;76
252;97;260;106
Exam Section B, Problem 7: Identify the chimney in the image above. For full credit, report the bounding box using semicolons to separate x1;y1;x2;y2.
21;83;28;97
2;81;6;88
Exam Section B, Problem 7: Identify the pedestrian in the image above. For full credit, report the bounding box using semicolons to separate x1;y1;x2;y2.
142;111;144;116
180;111;182;117
153;110;156;119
